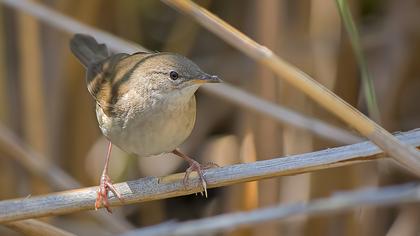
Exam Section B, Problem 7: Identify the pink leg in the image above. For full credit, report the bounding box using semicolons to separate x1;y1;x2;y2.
95;141;123;213
172;148;218;198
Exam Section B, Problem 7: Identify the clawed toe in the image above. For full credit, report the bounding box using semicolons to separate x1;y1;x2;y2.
95;174;123;213
183;159;216;198
172;149;218;198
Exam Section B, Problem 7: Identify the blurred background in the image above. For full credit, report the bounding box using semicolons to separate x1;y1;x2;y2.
0;0;420;235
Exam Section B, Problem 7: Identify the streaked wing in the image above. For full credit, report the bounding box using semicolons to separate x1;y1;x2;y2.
86;52;152;115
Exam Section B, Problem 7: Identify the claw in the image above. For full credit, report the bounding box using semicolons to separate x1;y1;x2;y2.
95;191;101;211
172;149;218;197
95;174;122;213
183;160;208;197
106;181;123;201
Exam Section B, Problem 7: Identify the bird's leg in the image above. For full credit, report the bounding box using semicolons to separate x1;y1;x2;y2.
172;148;218;198
95;141;123;213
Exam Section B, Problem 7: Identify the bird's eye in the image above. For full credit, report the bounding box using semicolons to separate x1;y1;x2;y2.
169;71;179;80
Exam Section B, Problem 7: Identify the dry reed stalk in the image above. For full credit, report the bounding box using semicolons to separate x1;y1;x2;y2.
0;129;419;223
0;123;133;232
119;182;420;236
0;0;361;145
4;219;76;236
161;0;420;176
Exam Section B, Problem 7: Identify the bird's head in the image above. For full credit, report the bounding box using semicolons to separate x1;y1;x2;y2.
135;53;221;97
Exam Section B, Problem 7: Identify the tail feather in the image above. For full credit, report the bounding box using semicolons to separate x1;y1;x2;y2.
70;34;109;67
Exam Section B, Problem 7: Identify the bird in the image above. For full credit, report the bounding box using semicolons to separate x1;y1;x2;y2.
69;34;221;213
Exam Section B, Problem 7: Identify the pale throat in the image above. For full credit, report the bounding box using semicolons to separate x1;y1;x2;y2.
153;84;200;109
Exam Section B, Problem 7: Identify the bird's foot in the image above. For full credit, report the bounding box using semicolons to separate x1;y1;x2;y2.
95;173;123;213
183;159;218;198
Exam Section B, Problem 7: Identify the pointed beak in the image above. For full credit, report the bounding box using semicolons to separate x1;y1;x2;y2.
193;74;222;84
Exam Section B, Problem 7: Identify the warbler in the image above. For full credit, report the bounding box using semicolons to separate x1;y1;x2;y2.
70;34;221;212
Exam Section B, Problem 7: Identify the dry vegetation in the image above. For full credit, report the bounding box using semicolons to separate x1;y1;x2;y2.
0;0;420;236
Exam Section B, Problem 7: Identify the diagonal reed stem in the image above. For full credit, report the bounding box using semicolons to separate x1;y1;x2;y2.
120;182;420;236
161;0;420;176
0;129;419;224
0;0;361;144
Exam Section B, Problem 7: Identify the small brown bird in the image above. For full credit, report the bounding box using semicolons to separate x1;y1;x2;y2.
70;34;221;212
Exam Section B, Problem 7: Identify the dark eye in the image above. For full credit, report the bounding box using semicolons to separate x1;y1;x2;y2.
169;71;179;80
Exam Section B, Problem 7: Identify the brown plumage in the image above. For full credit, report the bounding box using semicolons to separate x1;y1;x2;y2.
70;34;221;212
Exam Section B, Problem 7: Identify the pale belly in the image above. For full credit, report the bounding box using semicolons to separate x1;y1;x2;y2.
96;97;196;157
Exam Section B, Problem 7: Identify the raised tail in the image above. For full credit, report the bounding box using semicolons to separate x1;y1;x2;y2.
70;34;109;68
